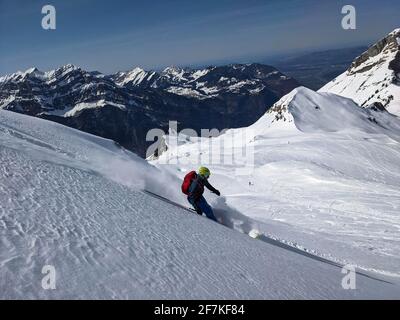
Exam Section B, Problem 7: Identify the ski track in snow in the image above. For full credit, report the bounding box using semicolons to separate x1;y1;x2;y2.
1;110;400;299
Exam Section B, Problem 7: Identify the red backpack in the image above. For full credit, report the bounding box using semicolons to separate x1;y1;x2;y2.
181;171;197;195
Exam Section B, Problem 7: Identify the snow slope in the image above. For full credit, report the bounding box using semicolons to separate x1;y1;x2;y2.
1;109;399;299
152;87;400;278
320;28;400;117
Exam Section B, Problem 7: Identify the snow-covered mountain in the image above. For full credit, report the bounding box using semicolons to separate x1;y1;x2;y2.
0;64;125;117
152;86;400;277
0;63;298;156
1;109;399;299
112;63;296;98
320;28;400;117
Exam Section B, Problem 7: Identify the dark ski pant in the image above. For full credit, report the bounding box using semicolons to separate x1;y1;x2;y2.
188;196;217;222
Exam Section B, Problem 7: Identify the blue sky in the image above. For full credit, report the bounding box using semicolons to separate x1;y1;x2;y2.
0;0;399;75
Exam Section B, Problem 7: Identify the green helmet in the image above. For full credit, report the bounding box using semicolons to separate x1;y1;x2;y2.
198;166;210;178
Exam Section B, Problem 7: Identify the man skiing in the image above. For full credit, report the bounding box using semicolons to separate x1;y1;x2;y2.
181;167;220;222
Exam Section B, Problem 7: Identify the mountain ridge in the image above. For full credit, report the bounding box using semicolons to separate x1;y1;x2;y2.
320;28;400;117
0;63;299;156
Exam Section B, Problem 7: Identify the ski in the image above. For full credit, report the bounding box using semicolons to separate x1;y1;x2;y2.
142;190;197;214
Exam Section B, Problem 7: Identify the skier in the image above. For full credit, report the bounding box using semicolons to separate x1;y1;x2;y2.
181;167;220;222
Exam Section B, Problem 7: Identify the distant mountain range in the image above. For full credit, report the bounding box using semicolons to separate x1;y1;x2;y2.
0;63;299;156
270;46;368;90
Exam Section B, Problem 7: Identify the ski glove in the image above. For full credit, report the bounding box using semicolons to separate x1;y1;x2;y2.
213;190;221;196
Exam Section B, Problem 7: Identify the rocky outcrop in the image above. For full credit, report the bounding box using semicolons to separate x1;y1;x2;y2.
348;29;400;75
319;28;400;117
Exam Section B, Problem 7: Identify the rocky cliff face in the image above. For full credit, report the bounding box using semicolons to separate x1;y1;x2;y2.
0;63;299;156
319;29;400;117
348;29;400;75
